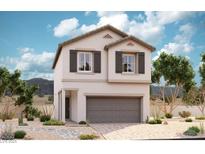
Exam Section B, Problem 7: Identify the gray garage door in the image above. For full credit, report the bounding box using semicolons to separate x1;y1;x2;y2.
86;97;141;123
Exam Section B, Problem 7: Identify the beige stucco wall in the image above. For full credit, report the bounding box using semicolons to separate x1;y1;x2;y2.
61;29;123;81
53;52;63;119
53;28;152;122
108;40;152;83
62;82;150;122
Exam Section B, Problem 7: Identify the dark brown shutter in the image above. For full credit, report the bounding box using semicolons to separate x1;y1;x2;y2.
138;52;145;74
115;51;122;73
70;50;77;72
94;51;101;73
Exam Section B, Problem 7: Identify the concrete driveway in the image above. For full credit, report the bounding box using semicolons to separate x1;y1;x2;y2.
90;121;205;140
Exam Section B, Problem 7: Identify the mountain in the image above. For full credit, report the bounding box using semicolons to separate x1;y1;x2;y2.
151;85;183;98
26;78;53;95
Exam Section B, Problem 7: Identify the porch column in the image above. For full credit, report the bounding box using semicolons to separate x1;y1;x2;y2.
61;89;66;122
77;91;86;122
142;86;150;122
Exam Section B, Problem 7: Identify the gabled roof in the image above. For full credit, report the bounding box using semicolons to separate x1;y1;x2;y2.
52;25;128;69
52;24;155;69
104;35;156;51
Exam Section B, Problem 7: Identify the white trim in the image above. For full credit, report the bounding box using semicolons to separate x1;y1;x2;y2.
84;93;144;97
77;51;93;73
122;53;136;73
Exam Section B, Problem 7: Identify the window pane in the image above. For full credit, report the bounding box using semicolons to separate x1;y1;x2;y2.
128;56;135;72
85;53;91;71
79;53;84;71
122;54;135;72
123;55;128;72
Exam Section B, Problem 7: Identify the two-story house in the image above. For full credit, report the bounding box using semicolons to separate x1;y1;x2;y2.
52;25;155;123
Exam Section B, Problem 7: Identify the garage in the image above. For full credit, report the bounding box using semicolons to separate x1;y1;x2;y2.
86;97;141;123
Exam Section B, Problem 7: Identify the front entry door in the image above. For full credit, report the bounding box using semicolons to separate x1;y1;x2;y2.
65;97;70;119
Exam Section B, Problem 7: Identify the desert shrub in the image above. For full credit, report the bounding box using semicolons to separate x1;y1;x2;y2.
79;121;87;125
48;95;54;102
156;119;162;124
0;124;14;140
27;116;34;121
183;129;198;136
40;115;51;122
183;126;200;136
195;116;205;120
185;118;193;122
189;126;200;133
148;119;162;124
179;111;191;118
165;113;173;119
14;130;26;139
24;106;41;118
148;120;157;124
79;134;98;140
43;119;65;126
0;103;15;121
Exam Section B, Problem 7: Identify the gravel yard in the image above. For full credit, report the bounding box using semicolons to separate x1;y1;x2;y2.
0;119;101;140
90;119;205;140
0;118;204;140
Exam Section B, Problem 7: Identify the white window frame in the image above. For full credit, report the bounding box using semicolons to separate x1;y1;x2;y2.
77;52;93;72
122;53;136;73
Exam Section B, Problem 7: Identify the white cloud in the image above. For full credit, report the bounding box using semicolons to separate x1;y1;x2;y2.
153;23;195;61
18;47;34;53
53;11;195;44
53;18;79;37
80;24;97;33
0;48;55;80
97;11;124;17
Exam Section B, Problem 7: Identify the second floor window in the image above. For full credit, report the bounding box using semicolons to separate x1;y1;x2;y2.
122;54;135;73
78;52;93;72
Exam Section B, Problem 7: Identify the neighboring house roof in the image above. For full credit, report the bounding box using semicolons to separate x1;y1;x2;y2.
104;35;156;51
52;24;155;69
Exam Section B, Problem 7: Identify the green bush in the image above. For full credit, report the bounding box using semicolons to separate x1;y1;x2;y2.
40;115;51;122
14;130;26;139
79;121;87;125
183;129;198;136
148;120;157;124
183;126;200;136
27;116;34;121
165;113;173;119
48;95;54;102
148;119;162;124
79;134;98;140
25;106;41;118
195;116;205;120
189;126;200;133
179;111;191;118
185;118;193;122
156;119;162;124
43;119;65;126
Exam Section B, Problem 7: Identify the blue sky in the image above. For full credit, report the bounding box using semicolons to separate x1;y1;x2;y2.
0;11;205;84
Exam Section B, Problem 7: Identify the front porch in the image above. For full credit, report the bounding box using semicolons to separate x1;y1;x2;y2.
56;89;86;123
